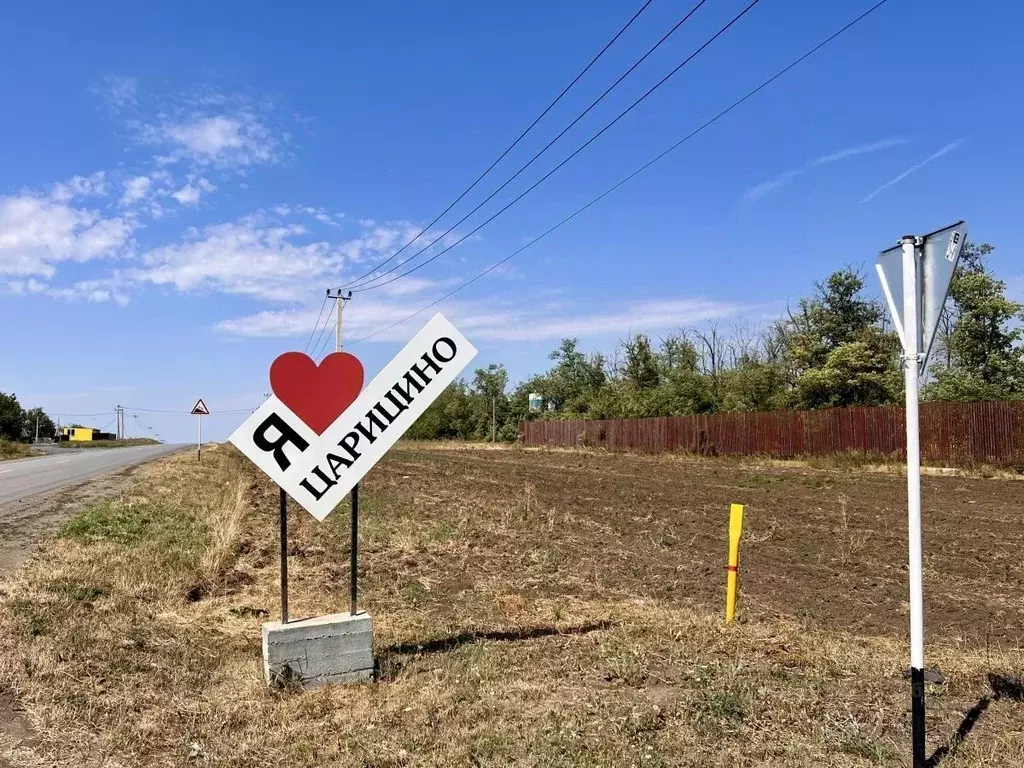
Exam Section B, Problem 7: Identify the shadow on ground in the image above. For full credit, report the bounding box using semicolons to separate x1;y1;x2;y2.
927;674;1024;767
375;620;616;681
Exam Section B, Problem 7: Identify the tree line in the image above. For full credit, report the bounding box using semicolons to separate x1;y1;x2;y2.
0;393;57;443
407;241;1024;441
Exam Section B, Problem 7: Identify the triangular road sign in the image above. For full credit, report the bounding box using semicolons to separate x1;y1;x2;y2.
876;221;966;374
191;398;210;415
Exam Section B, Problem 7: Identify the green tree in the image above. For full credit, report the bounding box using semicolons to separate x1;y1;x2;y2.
785;268;898;408
791;330;901;409
925;242;1023;400
471;364;510;440
22;407;56;441
540;338;606;414
0;393;24;441
622;334;661;390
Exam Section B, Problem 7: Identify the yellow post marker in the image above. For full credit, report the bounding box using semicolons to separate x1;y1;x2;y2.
725;503;744;622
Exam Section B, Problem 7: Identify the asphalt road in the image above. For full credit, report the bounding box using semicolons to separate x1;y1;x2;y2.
0;444;185;505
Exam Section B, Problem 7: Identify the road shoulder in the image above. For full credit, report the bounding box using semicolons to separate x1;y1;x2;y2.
0;467;146;767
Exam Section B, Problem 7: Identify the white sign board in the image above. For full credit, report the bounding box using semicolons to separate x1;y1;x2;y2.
230;313;477;520
876;221;966;373
191;398;210;415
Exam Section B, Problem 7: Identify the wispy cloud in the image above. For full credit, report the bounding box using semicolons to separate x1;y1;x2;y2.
744;169;803;202
859;139;965;204
744;137;907;202
92;75;138;111
810;137;907;166
214;292;769;346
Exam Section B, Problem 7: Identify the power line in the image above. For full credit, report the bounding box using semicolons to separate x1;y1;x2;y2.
303;291;330;353
311;289;352;360
348;0;893;346
121;406;259;415
351;0;761;295
337;0;657;292
348;0;716;293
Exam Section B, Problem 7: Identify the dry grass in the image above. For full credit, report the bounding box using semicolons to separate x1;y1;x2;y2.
0;444;1022;767
57;438;160;449
0;440;38;461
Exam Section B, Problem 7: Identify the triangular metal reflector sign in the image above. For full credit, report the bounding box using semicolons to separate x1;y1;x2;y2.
191;398;210;415
875;221;966;374
875;245;908;352
920;221;966;373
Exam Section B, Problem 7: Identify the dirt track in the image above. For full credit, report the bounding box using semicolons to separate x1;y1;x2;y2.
369;445;1024;645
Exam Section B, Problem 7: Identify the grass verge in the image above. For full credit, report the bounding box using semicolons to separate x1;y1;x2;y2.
0;439;38;460
0;444;1021;766
57;437;160;449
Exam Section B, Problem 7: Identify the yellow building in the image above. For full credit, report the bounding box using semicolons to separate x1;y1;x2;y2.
61;427;94;442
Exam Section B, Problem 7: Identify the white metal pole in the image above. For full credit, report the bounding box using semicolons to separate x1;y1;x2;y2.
198;414;202;461
901;234;926;766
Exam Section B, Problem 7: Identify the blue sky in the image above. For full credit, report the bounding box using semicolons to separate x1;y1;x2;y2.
1;0;1021;441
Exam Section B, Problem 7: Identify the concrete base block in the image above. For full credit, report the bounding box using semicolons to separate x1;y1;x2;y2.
262;612;373;688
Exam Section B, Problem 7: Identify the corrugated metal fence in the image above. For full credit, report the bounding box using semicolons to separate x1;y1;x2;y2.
520;401;1024;468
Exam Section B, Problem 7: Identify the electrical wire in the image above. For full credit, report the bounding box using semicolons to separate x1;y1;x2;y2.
351;0;761;294
348;0;893;346
121;406;259;415
308;295;337;358
310;298;341;361
303;292;330;353
338;0;657;291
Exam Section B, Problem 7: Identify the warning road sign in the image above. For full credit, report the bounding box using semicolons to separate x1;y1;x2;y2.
191;399;210;416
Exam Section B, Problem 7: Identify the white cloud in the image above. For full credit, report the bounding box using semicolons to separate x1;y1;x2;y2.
93;75;138;110
119;175;152;206
215;293;757;345
5;278;47;295
859;139;965;204
129;219;338;301
125;214;452;303
744;169;804;203
51;171;107;203
172;186;201;206
0;194;132;277
744;137;906;203
170;177;216;206
147;113;277;169
810;137;908;166
51;276;130;307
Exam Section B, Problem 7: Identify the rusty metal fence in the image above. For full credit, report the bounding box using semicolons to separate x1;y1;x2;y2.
520;401;1024;468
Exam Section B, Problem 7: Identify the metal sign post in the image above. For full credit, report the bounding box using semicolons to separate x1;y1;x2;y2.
899;235;926;766
279;488;289;623
191;399;210;461
350;483;359;616
876;222;966;768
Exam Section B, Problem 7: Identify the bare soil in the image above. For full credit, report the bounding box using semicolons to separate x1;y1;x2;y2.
379;445;1024;645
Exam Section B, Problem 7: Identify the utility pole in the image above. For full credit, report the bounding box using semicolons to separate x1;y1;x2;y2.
491;397;496;443
34;414;40;443
327;287;358;617
327;288;353;353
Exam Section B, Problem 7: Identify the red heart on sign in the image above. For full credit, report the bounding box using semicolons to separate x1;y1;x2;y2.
270;351;365;435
